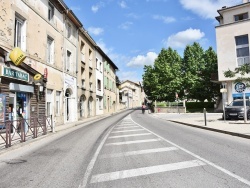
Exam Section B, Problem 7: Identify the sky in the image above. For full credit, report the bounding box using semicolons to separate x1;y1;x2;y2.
63;0;242;83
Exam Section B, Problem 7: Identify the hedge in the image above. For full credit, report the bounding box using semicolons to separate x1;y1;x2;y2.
186;102;215;109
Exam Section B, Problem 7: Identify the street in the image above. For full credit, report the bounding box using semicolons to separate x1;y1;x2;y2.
1;110;250;188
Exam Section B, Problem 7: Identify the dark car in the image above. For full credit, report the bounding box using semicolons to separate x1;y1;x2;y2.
223;99;250;120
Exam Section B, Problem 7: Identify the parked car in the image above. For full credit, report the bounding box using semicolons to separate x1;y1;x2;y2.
223;99;250;120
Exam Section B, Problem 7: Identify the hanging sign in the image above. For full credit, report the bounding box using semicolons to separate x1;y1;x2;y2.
34;74;42;80
9;47;26;66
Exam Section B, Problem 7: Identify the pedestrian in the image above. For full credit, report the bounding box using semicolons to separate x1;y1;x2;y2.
142;103;146;114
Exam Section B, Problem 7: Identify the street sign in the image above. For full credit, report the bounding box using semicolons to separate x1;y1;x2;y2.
235;82;246;93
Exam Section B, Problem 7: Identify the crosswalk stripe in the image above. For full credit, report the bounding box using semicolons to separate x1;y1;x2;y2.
90;160;206;183
108;133;151;138
111;129;144;133
99;147;178;159
105;138;161;146
114;126;139;130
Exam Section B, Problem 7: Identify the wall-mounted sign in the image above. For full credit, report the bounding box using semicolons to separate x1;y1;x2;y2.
235;82;246;93
0;66;29;82
9;47;26;66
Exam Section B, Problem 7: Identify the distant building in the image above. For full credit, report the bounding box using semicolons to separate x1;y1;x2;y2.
119;80;145;108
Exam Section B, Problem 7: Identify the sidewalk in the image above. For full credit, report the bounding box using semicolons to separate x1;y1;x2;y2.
151;113;250;139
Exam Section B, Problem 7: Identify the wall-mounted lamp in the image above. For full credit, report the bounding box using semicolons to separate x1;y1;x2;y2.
36;82;44;100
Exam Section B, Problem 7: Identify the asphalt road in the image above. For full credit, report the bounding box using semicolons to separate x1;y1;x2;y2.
0;109;250;188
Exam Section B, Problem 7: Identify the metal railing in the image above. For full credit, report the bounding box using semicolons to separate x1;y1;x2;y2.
0;115;53;149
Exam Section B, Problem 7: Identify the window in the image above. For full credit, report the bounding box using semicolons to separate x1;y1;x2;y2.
100;62;102;72
81;79;85;89
234;13;248;22
14;15;26;50
56;91;61;115
96;58;98;70
47;36;54;64
67;23;71;38
89;49;92;68
235;35;250;66
99;98;102;110
90;82;93;91
66;50;71;71
48;2;54;21
97;79;101;90
46;89;53;116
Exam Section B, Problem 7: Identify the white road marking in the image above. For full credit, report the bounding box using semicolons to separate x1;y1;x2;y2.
108;133;151;138
90;160;206;183
111;129;144;133
130;116;250;187
105;138;161;146
114;126;139;130
99;147;178;159
79;125;115;188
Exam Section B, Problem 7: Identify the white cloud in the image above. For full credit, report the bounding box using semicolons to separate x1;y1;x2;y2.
118;71;141;82
126;13;139;19
87;27;104;36
119;1;127;8
96;39;113;55
119;21;133;30
179;0;242;19
165;28;205;49
126;52;158;67
153;15;176;23
91;2;105;13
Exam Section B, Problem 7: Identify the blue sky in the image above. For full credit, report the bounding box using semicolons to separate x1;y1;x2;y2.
63;0;242;82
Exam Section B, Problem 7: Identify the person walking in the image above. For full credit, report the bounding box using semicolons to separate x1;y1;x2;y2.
142;103;146;114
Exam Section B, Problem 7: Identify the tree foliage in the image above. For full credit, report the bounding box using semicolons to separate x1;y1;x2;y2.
142;43;219;102
224;64;250;87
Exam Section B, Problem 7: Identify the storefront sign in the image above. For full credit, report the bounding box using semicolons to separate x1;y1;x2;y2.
1;66;29;82
9;47;26;66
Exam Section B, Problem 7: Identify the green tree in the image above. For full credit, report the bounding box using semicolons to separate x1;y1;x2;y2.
224;64;250;87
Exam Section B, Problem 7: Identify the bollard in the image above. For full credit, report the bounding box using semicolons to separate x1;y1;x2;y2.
203;108;207;126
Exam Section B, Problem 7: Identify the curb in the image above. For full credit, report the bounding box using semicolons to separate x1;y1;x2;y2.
169;120;250;139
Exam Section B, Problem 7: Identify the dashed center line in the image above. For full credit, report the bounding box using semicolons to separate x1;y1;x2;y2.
99;147;178;159
90;160;206;183
105;138;161;146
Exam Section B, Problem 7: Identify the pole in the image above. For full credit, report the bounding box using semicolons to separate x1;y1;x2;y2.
204;108;207;126
243;91;247;123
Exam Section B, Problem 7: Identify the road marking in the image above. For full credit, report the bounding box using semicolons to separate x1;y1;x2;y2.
90;160;206;183
130;116;250;187
114;126;139;129
105;138;161;146
99;147;178;159
111;129;144;133
79;125;115;188
108;133;151;138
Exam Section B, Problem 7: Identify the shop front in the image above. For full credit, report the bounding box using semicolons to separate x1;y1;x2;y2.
0;49;46;133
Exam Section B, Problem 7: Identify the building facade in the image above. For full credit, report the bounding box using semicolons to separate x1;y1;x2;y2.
119;80;145;108
95;46;104;115
216;0;250;104
104;59;118;114
77;28;96;119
